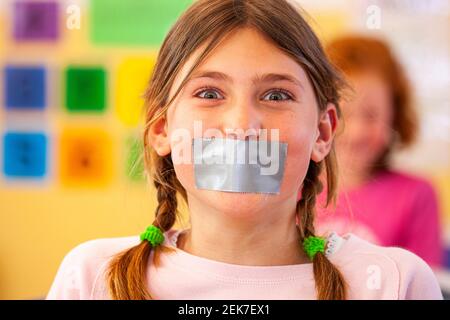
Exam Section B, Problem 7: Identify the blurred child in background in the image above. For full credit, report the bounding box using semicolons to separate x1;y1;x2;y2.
315;36;443;267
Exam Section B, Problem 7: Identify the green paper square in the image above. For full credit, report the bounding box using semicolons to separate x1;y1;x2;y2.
90;0;193;46
126;137;145;181
65;66;106;112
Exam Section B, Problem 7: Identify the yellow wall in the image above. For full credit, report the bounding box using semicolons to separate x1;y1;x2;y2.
0;3;193;299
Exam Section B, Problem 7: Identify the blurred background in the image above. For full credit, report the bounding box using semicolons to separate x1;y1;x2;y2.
0;0;448;299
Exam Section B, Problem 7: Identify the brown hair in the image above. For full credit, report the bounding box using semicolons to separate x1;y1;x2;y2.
107;0;347;300
326;35;418;170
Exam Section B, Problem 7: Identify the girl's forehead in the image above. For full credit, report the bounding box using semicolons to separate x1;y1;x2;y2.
171;28;310;93
185;28;302;73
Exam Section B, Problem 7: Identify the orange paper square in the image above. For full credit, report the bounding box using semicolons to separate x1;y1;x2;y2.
59;128;113;187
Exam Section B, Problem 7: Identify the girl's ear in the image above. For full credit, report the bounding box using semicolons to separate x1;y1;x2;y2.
311;103;338;162
147;116;171;156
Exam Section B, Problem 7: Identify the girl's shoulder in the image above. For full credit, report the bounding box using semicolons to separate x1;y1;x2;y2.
67;235;141;259
46;235;141;299
53;229;180;271
46;229;181;299
334;233;442;299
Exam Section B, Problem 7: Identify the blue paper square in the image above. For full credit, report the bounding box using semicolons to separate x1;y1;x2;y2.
4;66;46;109
3;132;47;178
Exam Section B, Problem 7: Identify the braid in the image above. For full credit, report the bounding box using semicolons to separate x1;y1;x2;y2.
153;155;179;231
297;160;323;239
297;160;347;300
106;154;179;300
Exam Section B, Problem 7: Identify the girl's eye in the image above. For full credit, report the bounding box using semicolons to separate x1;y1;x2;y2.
194;87;224;100
262;89;293;102
194;87;294;102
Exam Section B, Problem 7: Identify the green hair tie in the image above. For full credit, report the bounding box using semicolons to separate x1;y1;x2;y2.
303;236;326;260
140;225;165;247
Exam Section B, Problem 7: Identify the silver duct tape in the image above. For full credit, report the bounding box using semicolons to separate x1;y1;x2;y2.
193;138;287;194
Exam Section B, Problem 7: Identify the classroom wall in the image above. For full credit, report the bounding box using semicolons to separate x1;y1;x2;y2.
0;0;194;299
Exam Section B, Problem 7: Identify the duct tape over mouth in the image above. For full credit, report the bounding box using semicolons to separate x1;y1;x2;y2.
193;138;287;194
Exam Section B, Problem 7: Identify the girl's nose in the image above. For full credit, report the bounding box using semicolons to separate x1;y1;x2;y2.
221;99;263;139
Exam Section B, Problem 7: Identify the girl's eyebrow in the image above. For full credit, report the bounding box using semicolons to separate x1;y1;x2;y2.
188;70;304;90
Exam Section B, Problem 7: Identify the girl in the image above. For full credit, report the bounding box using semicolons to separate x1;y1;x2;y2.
315;36;443;267
47;0;442;300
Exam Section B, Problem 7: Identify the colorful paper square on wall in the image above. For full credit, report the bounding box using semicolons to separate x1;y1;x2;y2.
65;66;106;113
2;131;47;178
90;0;192;45
4;66;46;110
116;57;154;126
13;1;59;41
59;128;113;186
125;136;144;181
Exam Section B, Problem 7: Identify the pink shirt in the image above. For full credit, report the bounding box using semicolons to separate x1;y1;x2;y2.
46;229;443;300
316;169;443;267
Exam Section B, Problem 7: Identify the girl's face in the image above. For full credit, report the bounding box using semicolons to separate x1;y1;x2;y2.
149;27;337;219
337;72;393;176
